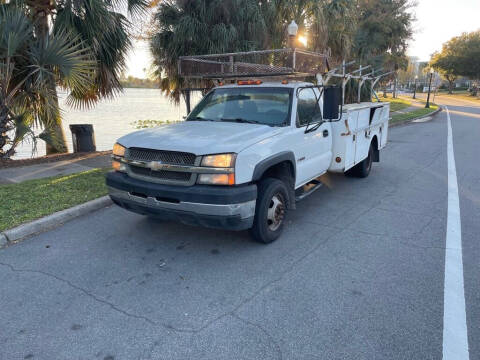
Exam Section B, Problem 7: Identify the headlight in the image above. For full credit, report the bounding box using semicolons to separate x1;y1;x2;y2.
198;153;236;185
197;173;235;186
201;153;236;168
113;143;126;157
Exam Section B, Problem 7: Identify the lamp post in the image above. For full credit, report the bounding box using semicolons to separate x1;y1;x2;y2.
425;68;434;109
413;75;418;99
287;20;298;49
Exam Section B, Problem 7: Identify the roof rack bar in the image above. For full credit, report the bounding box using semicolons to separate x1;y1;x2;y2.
178;48;329;80
179;48;296;59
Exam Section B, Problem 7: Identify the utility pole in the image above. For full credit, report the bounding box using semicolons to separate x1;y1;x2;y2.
393;75;397;99
425;68;434;109
413;75;418;99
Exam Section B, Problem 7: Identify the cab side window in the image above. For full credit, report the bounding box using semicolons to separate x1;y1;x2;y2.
297;88;321;127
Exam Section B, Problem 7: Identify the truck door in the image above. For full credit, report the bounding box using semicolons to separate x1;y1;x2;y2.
291;88;333;187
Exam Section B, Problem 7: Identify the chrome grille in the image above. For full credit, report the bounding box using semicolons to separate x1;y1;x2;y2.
126;148;196;165
125;148;197;185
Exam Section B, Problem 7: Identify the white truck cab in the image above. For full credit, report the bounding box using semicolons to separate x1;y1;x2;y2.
107;50;390;243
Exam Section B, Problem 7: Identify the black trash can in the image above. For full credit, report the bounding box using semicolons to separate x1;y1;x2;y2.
69;124;96;153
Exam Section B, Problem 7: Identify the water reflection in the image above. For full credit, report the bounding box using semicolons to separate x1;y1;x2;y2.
14;88;200;159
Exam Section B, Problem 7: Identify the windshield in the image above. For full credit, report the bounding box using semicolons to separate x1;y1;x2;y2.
187;87;292;126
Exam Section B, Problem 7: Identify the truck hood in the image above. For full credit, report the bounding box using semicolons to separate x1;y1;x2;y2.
117;121;283;155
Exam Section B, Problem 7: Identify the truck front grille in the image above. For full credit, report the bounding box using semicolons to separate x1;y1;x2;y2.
125;148;198;185
126;148;196;165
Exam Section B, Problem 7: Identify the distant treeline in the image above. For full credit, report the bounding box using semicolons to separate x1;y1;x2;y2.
120;76;158;89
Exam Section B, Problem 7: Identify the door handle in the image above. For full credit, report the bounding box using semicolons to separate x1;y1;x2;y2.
323;129;329;137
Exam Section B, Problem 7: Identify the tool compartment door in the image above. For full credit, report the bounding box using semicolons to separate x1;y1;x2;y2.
344;111;358;170
354;108;371;164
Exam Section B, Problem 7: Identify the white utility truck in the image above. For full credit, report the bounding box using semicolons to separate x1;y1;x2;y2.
107;49;390;243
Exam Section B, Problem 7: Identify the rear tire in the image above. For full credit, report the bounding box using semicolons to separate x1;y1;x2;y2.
345;143;373;178
249;178;289;244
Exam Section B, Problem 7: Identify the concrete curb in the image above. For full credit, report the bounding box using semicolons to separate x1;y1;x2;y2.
389;107;442;128
0;196;112;248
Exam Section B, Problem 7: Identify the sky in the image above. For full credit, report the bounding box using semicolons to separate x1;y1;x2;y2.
125;0;480;78
408;0;480;61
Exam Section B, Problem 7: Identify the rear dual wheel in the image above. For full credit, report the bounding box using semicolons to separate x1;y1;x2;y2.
250;178;288;244
346;143;373;178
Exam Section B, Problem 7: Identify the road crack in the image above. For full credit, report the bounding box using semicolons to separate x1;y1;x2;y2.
0;262;158;326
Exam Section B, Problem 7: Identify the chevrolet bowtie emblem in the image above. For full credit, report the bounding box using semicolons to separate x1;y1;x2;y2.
149;161;163;171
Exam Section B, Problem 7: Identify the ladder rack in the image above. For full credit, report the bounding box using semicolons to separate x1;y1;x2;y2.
178;48;396;105
178;48;329;80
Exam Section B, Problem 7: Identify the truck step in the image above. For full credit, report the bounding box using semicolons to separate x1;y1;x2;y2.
295;179;323;202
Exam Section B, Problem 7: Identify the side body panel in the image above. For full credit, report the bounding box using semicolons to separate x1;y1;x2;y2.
328;102;389;173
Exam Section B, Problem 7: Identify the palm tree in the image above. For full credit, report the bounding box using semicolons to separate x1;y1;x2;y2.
0;4;93;159
150;0;270;103
150;0;359;102
1;0;148;157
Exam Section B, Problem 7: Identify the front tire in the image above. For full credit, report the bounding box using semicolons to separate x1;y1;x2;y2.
249;178;289;244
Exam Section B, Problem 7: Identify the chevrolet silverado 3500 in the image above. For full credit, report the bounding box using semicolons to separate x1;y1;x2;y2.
107;78;389;243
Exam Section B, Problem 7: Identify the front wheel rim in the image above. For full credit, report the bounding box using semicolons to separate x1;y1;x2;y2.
267;193;285;231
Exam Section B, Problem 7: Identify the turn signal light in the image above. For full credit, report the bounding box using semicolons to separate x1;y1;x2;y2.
112;160;126;172
237;80;262;85
198;173;235;186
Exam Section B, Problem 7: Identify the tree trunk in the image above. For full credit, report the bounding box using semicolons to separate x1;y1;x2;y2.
448;80;453;94
44;114;68;154
35;2;68;155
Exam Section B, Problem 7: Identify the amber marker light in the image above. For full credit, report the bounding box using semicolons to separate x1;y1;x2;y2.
112;160;122;171
237;80;263;85
197;173;235;186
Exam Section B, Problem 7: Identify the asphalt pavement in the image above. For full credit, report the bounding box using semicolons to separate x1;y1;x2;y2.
0;96;478;360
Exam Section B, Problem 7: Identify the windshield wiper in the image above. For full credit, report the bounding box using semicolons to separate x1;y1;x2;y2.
188;116;216;122
221;118;261;124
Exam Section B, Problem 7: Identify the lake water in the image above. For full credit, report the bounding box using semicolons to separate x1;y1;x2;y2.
14;88;200;159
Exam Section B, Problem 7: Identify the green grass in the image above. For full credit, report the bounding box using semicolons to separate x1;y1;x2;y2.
377;97;412;112
391;104;439;123
0;168;109;232
439;92;480;102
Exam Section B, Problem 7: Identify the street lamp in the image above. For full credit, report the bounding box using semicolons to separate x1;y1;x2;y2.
413;75;418;99
425;68;434;108
287;20;298;49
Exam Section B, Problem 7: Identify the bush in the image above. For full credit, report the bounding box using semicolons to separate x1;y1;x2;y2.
131;119;183;129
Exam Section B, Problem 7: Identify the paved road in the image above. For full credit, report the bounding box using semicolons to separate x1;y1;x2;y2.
1;97;478;360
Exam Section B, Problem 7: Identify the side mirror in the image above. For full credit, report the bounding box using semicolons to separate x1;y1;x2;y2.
323;86;342;120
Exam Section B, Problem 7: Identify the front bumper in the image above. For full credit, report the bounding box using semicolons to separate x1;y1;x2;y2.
106;171;257;231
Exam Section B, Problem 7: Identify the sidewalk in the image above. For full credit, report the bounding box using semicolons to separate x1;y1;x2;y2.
0;153;111;184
